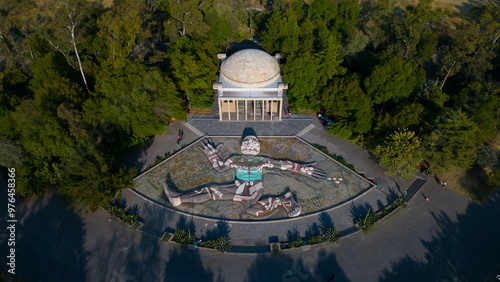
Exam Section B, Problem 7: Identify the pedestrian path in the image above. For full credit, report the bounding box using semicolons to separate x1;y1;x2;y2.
188;114;321;136
296;124;316;137
181;121;203;137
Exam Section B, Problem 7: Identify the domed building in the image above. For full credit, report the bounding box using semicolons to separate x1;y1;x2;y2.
213;48;288;121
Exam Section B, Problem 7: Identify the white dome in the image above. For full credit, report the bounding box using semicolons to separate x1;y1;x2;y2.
220;49;280;88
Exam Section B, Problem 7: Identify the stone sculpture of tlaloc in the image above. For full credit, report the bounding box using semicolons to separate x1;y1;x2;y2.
163;135;326;217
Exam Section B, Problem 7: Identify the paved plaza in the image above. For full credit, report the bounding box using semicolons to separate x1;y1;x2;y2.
123;115;420;245
3;115;500;282
133;136;373;220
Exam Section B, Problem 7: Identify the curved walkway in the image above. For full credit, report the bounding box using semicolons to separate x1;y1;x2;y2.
122;116;422;248
4;117;500;281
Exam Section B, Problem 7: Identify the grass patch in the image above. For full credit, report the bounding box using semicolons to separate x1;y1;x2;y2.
439;165;491;203
292;108;315;115
189;107;212;114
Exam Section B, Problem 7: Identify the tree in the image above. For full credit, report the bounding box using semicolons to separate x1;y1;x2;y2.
205;8;234;48
167;37;218;109
364;0;396;50
282;29;344;109
0;138;23;168
364;57;425;104
374;129;422;179
475;145;497;168
424;110;482;169
57;140;136;212
344;30;370;56
29;52;85;110
307;0;337;28
439;6;500;87
454;82;500;139
11;99;77;160
84;63;185;148
374;103;425;134
165;0;211;42
282;51;320;109
390;0;442;59
260;10;302;55
97;0;146;69
0;0;38;66
45;0;90;91
322;74;374;139
334;0;359;38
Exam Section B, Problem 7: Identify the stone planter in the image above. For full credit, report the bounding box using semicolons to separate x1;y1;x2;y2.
161;232;174;242
270;242;281;254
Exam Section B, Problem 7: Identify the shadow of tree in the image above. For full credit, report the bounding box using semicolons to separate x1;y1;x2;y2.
8;190;90;282
287;227;301;242
349;202;374;223
305;222;321;238
203;219;231;240
128;203;141;215
163;248;214;282
379;193;500;281
176;215;196;234
319;212;335;230
110;197;128;209
244;249;348;281
386;187;400;204
120;232;162;281
376;199;385;211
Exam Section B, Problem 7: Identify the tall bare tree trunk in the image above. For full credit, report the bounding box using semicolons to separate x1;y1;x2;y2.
68;23;89;92
440;59;457;89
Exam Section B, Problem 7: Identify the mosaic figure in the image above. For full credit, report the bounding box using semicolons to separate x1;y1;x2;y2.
163;136;326;217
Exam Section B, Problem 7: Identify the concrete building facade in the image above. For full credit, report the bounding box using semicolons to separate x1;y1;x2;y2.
213;49;288;121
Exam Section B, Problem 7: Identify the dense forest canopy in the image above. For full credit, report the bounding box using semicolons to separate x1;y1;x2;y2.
0;0;498;210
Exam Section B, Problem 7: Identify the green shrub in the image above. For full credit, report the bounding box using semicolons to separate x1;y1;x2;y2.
199;240;216;248
122;214;138;225
395;197;407;208
272;244;280;255
290;238;303;248
214;236;232;253
382;207;389;215
356;210;379;230
201;237;232;252
323;227;340;243
173;229;195;245
307;235;325;245
107;204;125;218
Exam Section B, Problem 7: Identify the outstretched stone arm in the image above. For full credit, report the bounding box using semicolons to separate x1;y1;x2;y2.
198;138;232;173
267;159;326;181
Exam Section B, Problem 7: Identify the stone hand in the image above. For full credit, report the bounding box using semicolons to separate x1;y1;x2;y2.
299;162;326;181
198;138;223;156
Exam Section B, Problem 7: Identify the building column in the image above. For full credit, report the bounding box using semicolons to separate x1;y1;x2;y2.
245;100;247;121
236;100;239;120
227;100;231;121
219;99;222;120
278;99;282;121
262;100;264;121
271;100;273;120
253;100;256;121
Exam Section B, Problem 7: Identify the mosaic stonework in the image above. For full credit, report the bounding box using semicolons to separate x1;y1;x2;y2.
133;137;373;220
